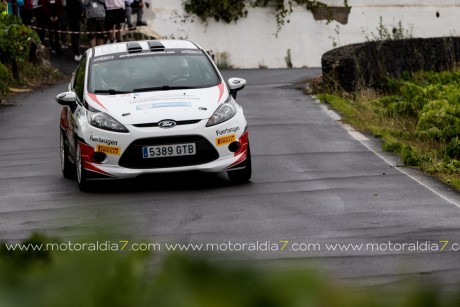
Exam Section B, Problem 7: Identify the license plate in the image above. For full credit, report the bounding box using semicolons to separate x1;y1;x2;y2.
142;143;196;159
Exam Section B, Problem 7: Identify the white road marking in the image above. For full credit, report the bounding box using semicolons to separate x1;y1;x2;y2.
313;96;460;209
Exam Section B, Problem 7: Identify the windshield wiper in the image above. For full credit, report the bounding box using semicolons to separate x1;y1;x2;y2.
93;89;132;95
133;86;195;92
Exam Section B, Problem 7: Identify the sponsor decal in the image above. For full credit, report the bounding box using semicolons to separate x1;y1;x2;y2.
216;126;240;136
90;136;118;146
93;55;115;62
96;145;121;156
119;51;175;59
181;50;202;54
136;101;192;111
75;108;84;120
128;95;200;104
215;134;236;147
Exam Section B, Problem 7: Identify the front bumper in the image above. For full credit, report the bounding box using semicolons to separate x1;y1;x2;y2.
79;115;249;179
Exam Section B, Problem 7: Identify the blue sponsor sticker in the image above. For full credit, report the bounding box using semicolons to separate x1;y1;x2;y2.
136;102;192;111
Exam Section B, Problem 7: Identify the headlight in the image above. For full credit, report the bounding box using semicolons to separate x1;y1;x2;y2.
206;98;237;127
86;110;129;133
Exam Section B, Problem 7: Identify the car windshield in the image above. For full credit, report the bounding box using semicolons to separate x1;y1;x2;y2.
88;51;220;94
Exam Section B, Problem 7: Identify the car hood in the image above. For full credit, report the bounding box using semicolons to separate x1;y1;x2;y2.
85;83;227;125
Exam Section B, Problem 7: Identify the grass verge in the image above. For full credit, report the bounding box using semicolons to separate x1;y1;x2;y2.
0;62;63;102
316;70;460;191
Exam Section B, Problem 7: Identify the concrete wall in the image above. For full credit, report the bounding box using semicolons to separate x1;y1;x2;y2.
143;0;460;68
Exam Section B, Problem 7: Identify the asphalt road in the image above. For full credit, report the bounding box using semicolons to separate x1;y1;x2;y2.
1;66;460;289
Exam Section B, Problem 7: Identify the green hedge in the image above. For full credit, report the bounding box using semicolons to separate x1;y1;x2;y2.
0;14;41;91
0;62;8;94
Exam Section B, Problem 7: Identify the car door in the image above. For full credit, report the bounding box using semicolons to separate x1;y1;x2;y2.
66;55;87;161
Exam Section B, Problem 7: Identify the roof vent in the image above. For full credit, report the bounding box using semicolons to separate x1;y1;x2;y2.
127;42;143;53
148;40;165;52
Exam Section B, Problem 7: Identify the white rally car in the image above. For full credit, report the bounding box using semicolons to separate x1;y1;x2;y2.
56;40;251;191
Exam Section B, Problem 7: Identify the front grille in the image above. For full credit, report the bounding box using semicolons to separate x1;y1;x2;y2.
133;120;201;128
119;135;219;169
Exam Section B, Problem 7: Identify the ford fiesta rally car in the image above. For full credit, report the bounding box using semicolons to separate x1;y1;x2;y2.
56;40;251;191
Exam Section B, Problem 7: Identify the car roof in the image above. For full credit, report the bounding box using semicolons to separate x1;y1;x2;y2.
91;40;200;57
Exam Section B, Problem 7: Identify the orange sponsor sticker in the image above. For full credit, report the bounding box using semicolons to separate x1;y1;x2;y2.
96;145;121;156
215;134;236;146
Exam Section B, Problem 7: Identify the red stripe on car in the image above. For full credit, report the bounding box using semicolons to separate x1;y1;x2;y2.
217;83;224;103
234;129;249;157
79;141;113;177
87;93;108;111
225;129;250;169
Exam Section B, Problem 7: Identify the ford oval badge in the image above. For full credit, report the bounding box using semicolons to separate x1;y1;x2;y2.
158;120;177;128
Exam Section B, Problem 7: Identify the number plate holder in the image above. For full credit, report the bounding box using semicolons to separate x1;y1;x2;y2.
142;143;197;159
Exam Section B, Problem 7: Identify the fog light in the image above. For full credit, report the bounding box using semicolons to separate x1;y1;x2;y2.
92;152;107;163
228;141;241;153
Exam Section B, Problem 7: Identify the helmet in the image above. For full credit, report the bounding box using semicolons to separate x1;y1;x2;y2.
166;57;189;81
100;64;125;89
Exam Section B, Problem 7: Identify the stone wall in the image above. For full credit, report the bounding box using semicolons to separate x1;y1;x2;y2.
321;37;460;91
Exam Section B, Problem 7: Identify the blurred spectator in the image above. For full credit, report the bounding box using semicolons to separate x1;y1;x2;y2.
83;0;105;47
20;0;34;24
1;0;8;14
59;0;68;49
34;0;48;45
125;0;147;28
67;0;82;61
42;0;63;54
105;0;125;43
13;0;24;17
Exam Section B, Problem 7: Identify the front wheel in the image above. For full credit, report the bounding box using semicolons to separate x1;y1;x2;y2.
76;144;91;192
227;145;252;184
60;129;74;178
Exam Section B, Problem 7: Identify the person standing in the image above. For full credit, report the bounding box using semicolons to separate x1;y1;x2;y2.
105;0;125;43
59;0;68;49
42;0;63;54
83;0;105;47
125;0;147;28
67;0;83;61
20;0;34;25
35;0;48;45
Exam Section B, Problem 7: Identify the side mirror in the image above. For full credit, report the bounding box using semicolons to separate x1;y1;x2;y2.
56;91;77;107
228;78;246;99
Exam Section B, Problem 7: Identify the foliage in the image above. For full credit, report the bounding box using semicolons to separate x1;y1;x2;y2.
318;70;460;190
19;61;63;85
364;16;413;41
0;14;39;64
0;14;59;98
183;0;349;33
0;62;8;95
183;0;248;23
1;234;460;306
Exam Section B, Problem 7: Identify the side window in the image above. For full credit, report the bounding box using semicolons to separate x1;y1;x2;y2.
73;56;87;102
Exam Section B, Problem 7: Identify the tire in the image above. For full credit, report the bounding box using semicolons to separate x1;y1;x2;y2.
76;143;91;192
60;129;74;178
227;145;252;184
